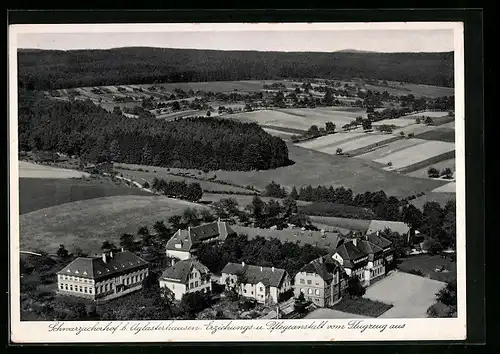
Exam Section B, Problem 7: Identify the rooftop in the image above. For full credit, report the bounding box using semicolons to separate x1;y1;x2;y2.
160;258;211;284
221;262;287;288
166;221;236;252
57;250;148;280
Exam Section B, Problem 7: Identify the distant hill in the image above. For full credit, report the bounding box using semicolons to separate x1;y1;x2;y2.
18;47;454;90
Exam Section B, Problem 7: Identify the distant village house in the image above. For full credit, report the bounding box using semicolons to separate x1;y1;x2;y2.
158;259;212;301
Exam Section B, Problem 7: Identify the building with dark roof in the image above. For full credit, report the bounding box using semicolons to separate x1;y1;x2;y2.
293;255;349;307
158;259;212;300
221;262;292;304
56;250;149;302
332;231;394;287
166;221;236;263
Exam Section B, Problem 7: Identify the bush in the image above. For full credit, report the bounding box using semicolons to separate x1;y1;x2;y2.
278;288;294;303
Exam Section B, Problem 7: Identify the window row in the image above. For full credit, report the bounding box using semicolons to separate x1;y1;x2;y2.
60;283;93;294
299;279;319;285
122;273;144;285
188;272;198;280
60;275;91;283
300;288;321;296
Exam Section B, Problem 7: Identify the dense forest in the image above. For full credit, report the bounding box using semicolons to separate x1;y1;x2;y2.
18;90;290;171
18;47;454;90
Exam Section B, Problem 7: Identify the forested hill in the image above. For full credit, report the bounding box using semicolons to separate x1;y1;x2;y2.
18;90;290;171
18;47;454;90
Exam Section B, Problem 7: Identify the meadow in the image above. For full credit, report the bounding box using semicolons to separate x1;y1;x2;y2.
307;215;371;232
357;138;429;161
19;161;90;179
398;255;457;283
404;111;451;119
409;192;456;210
296;132;365;150
415;128;455;143
230;107;365;133
364;83;454;98
431;182;456;193
20;195;206;254
406;158;456;179
19;177;153;214
200;193;311;207
375;141;455;170
114;164;254;194
320;134;400;156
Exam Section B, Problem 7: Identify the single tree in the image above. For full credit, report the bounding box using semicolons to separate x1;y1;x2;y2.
290;186;299;200
336;148;343;155
427;167;440;178
119;233;136;251
346;275;366;298
57;244;69;258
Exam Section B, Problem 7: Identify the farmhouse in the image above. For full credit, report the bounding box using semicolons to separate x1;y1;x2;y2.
293;255;348;307
165;221;236;263
57;250;149;302
221;262;292;304
332;231;394;287
158;259;212;301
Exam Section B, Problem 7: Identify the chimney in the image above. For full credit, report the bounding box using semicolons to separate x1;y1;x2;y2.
242;261;245;267
376;231;380;236
121;247;124;252
102;253;107;263
352;238;357;247
260;266;263;272
319;257;323;264
110;251;113;258
272;266;275;272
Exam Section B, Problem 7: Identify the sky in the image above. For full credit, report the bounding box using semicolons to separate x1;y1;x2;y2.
16;28;454;53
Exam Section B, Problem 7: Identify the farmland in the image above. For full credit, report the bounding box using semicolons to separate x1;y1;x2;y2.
307;216;371;232
114;163;254;194
432;182;456;193
20;195;206;255
19;177;153;214
357;139;429;161
19;161;90;179
230;107;366;133
415;128;455;143
191;144;448;198
406;158;456;179
410;192;456;210
404;111;451;119
363;82;454;98
374;141;455;171
200;193;311;207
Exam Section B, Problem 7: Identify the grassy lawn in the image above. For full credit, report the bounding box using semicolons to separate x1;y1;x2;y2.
409;192;456;210
210;144;449;198
20;195;205;255
332;297;393;318
19;177;153;214
397;255;457;283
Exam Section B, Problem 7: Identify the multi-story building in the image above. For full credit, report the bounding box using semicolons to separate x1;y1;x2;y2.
158;258;212;301
293;255;348;307
221;262;292;304
57;250;149;302
165;221;236;263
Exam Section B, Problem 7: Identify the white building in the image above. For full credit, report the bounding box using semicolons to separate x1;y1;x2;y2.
165;221;236;263
220;262;292;304
57;250;149;302
158;259;212;301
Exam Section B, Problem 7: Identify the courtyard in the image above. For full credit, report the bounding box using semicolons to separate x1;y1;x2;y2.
364;271;446;318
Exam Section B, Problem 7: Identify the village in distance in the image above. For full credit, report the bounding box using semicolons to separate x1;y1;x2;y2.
18;43;457;322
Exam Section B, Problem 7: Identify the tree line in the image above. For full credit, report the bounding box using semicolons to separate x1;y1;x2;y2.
18;48;454;90
18;90;290;171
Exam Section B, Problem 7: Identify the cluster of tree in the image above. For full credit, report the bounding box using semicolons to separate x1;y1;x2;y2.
426;282;457;318
427;167;454;179
375;124;397;134
151;177;203;202
168;207;217;230
18;90;290;171
18;48;454;90
211;196;316;230
196;233;328;277
291;122;336;142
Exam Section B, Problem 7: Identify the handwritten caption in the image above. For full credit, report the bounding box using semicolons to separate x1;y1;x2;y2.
47;320;406;336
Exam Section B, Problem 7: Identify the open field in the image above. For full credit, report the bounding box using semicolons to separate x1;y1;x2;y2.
19;161;90;179
230;107;363;132
364;83;454;98
296;132;365;150
364;271;446;318
262;128;296;139
20;195;205;254
372;118;416;127
203;144;448;198
114;164;254;194
432;182;456;193
375;141;455;170
275;107;367;120
19;177;153;214
392;124;438;136
398;255;457;284
438;121;456;129
322;135;400;156
410;192;456;210
357;139;428;161
308;216;371;232
406;159;455;179
405;111;451;119
415;128;455;143
305;308;367;319
133;80;296;93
